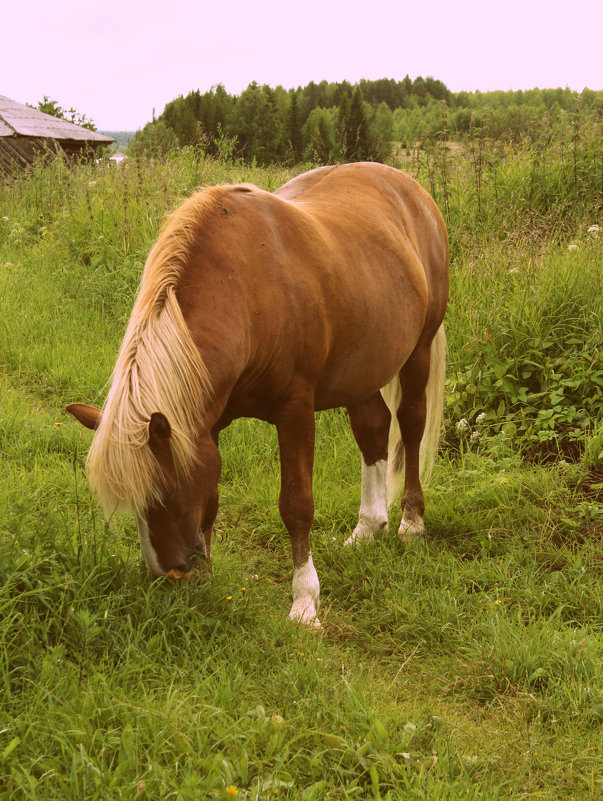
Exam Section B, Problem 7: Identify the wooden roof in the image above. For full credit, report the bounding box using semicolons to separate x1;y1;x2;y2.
0;95;114;144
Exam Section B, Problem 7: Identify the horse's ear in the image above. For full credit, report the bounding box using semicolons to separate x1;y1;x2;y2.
149;412;171;442
66;403;102;430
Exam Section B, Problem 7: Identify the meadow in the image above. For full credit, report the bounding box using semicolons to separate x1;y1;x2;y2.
0;135;601;799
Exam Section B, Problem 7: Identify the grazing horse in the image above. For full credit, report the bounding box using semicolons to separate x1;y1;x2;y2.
67;162;448;628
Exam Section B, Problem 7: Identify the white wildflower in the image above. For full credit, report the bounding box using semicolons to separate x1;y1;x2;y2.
587;224;600;235
456;418;470;432
476;413;486;424
470;431;481;443
507;267;519;274
568;244;578;250
2;216;8;221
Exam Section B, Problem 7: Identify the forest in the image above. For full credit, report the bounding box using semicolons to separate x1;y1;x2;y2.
129;76;603;164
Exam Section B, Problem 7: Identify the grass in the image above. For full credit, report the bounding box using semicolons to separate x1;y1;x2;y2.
0;146;602;799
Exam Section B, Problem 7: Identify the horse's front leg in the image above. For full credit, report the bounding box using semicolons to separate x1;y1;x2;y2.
275;392;320;629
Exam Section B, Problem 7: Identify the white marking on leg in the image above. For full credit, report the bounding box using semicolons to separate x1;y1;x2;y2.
289;554;321;629
345;459;388;546
398;514;425;542
136;516;164;576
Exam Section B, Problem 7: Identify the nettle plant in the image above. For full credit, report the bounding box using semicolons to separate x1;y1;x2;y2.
445;348;602;458
444;231;602;460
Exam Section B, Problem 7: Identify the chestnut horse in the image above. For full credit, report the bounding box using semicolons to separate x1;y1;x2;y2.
67;162;448;628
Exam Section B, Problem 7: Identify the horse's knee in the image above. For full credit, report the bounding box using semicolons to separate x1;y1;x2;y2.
279;485;314;535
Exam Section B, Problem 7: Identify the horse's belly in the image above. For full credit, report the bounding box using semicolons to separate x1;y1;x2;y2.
313;332;415;410
315;274;428;403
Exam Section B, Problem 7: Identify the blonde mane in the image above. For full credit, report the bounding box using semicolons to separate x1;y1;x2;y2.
87;188;225;517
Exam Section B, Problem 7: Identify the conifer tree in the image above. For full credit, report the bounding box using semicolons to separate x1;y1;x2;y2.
337;92;354;161
347;86;370;161
287;91;303;163
303;108;337;163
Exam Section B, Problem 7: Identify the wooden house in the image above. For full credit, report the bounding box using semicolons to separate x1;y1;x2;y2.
0;95;114;174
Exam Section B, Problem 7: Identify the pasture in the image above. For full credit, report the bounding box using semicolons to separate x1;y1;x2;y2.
0;144;601;799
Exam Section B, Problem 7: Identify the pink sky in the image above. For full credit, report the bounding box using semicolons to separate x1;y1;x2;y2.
3;0;601;130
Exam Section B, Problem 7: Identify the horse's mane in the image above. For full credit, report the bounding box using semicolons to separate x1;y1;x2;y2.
87;188;225;517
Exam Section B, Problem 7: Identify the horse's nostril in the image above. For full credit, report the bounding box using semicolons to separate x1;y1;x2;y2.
174;561;189;574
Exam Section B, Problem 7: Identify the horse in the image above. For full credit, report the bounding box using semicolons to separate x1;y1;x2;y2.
67;162;449;628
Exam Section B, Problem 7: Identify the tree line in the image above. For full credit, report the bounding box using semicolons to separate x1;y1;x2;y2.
128;79;603;165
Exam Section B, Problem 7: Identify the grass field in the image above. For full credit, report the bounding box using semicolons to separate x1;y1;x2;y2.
0;145;601;800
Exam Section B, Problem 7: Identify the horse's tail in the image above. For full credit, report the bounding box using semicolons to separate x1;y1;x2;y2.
381;323;447;507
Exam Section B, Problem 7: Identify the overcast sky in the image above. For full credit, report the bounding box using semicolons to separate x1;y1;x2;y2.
3;0;601;131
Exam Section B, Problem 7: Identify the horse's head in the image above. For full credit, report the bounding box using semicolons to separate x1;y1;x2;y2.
66;403;221;579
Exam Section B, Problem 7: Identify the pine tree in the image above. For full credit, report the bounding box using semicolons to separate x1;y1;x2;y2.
347;87;370;161
303;108;337;163
287;91;303;163
337;92;354;161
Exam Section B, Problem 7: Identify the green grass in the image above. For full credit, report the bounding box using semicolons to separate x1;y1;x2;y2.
1;148;601;799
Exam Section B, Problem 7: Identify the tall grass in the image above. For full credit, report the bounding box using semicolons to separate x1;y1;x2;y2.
406;116;603;459
412;107;603;251
0;143;601;799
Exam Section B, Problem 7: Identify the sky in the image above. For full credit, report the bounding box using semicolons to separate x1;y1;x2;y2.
3;0;602;131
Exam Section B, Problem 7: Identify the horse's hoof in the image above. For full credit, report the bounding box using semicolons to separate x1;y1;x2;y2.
289;599;321;630
344;532;373;547
398;517;425;542
344;520;388;546
290;613;322;631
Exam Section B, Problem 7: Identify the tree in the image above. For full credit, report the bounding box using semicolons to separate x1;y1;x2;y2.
303;108;337;163
33;96;97;131
337;91;354;160
346;86;370;161
287;91;303;163
370;101;394;161
233;82;283;164
161;95;197;145
412;77;427;105
129;119;179;156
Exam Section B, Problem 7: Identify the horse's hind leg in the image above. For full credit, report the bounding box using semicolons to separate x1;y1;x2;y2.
345;391;391;546
397;342;431;540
